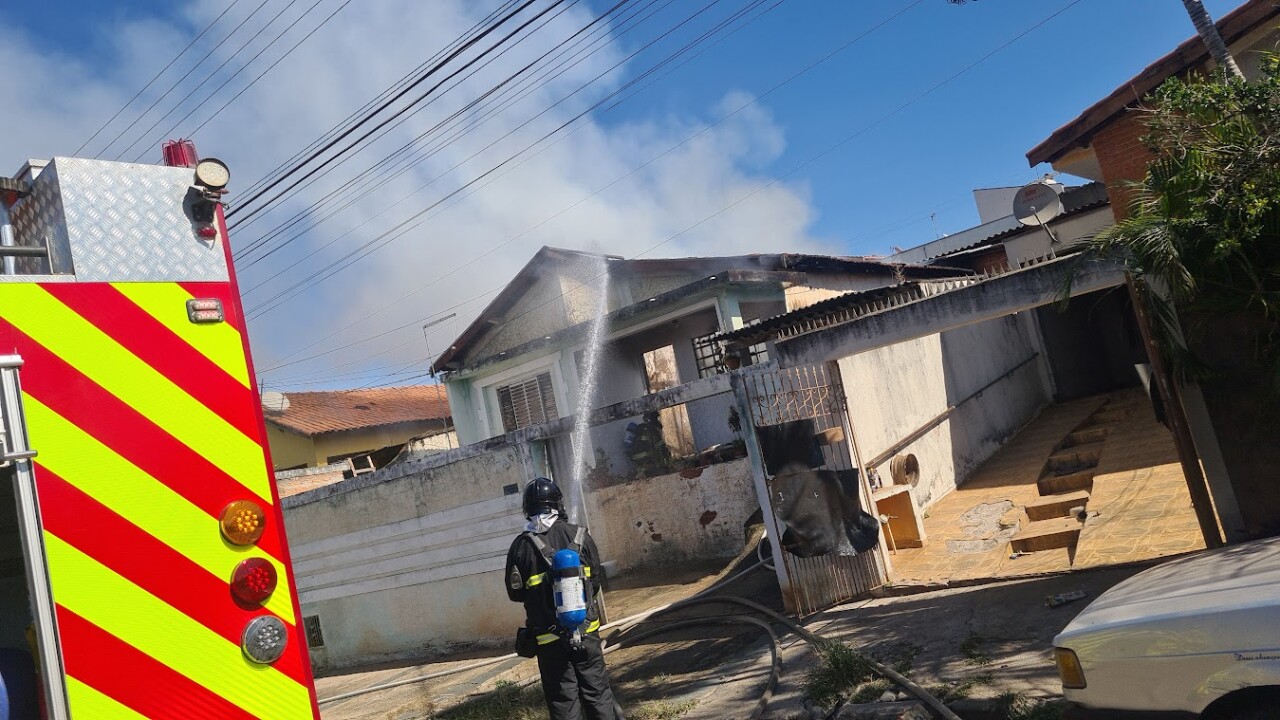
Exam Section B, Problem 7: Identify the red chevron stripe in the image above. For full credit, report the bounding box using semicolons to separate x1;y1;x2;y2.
41;282;259;441
58;608;260;720
1;317;285;561
39;467;307;685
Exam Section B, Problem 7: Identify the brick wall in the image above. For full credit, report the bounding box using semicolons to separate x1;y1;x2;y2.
1091;111;1152;221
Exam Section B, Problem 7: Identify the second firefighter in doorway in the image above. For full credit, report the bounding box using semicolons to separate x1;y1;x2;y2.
505;478;625;720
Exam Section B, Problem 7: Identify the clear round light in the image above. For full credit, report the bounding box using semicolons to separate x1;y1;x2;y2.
242;615;288;664
194;158;230;190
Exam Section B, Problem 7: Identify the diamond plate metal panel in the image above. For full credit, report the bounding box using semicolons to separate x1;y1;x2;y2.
49;157;229;282
8;162;71;275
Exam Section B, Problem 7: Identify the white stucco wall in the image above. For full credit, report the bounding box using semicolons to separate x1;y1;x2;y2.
283;446;531;670
838;314;1051;507
584;458;756;572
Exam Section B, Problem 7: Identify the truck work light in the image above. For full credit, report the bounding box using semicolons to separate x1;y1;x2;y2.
242;615;288;665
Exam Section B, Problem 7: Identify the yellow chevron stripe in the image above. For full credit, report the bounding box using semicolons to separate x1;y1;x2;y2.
66;677;149;720
112;282;252;388
0;284;269;502
46;536;313;720
25;397;295;623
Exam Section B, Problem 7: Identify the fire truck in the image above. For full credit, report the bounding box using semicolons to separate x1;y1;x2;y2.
0;142;321;719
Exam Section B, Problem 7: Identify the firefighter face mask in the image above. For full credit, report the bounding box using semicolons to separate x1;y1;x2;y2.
525;509;559;534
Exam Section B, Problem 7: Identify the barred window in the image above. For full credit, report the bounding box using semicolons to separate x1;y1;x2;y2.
497;372;559;432
303;615;325;648
691;332;725;379
749;342;769;365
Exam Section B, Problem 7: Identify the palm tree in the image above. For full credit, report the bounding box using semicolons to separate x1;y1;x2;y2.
1180;0;1245;80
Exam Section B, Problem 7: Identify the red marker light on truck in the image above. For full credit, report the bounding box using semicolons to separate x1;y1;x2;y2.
231;558;278;604
187;298;225;324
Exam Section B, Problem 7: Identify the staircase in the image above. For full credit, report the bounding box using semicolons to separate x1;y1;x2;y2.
1009;396;1136;556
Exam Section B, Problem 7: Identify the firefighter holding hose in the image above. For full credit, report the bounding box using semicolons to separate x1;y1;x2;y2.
505;477;625;720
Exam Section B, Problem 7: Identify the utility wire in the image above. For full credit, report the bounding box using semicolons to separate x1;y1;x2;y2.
262;0;1070;381
75;0;243;156
116;0;312;161
243;0;738;315
230;0;646;253
233;0;652;272
259;285;505;373
250;0;778;366
96;0;273;158
156;0;358;154
227;0;548;221
409;0;1088;372
250;0;771;374
226;0;572;227
235;0;523;201
232;0;618;263
258;0;1071;388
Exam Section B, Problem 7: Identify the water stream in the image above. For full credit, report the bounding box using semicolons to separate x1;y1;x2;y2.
565;262;610;525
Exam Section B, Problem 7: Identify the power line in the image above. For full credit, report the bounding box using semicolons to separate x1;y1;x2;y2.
258;284;504;373
256;0;1076;388
416;0;1088;369
235;0;522;202
96;0;273;158
231;0;620;265
116;0;315;162
227;0;550;222
152;0;358;156
228;0;574;232
249;0;781;361
251;0;779;378
242;0;741;316
75;0;244;156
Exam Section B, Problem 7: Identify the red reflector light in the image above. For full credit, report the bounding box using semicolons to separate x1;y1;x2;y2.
186;298;225;324
197;226;218;238
231;558;278;604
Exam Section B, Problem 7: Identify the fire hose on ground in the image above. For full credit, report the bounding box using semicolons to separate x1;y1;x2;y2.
315;555;961;720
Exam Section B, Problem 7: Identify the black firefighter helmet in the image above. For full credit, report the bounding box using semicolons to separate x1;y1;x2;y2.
522;477;564;518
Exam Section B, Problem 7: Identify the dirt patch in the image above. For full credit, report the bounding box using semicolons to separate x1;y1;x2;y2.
945;501;1020;554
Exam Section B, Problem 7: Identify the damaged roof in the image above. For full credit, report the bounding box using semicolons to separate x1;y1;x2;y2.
1027;0;1280;167
431;245;962;373
715;276;978;348
263;384;451;436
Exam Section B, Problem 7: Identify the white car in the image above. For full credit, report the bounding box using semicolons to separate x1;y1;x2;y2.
1053;537;1280;719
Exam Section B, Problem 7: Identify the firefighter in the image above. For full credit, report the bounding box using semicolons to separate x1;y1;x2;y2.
505;478;624;720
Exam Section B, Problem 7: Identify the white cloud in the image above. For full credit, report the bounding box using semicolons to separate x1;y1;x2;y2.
0;0;829;385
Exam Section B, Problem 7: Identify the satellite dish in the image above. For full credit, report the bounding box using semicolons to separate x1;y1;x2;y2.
1012;182;1063;227
261;391;290;413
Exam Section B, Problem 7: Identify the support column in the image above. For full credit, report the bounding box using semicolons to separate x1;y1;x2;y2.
1127;276;1223;548
730;370;796;612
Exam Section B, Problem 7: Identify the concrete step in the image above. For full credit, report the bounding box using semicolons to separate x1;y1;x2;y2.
1039;469;1095;495
1062;427;1110;448
1046;442;1103;474
1010;517;1082;553
1024;490;1090;521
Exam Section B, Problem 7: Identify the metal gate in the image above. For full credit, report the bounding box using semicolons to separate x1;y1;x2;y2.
733;361;886;617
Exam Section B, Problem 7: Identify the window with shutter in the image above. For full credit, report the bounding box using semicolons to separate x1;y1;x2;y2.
496;372;558;432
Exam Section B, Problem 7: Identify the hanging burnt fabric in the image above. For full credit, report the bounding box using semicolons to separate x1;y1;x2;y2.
771;466;879;558
755;418;824;476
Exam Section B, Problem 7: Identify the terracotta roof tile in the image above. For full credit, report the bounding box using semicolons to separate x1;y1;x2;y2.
263;384;451;436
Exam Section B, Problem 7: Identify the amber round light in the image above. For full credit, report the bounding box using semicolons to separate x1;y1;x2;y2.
231;557;278;604
220;500;265;545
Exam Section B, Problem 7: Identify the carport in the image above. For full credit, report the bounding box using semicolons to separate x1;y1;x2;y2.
724;256;1240;585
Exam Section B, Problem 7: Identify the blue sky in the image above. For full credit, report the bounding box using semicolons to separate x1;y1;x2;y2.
0;0;1248;387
